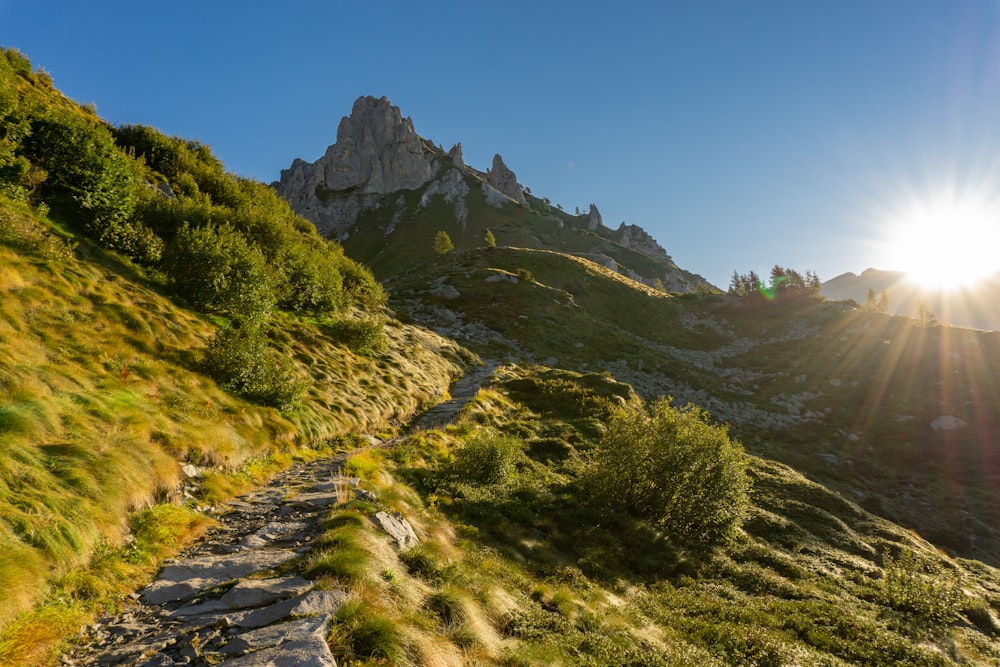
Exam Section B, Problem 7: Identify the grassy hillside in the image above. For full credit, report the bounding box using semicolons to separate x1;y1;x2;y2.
0;196;469;642
388;246;1000;567
0;47;471;660
293;366;1000;666
336;163;710;292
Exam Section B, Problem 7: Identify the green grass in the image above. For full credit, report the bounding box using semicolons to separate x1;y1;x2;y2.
0;197;471;662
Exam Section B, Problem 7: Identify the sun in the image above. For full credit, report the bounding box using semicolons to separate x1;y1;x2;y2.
884;194;1000;290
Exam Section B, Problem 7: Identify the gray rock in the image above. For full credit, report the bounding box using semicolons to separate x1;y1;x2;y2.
615;221;668;258
142;550;300;604
168;577;314;618
233;589;347;629
275;95;435;237
373;511;419;549
217;638;336;667
486;154;527;206
932;415;967;431
448;142;465;169
354;488;377;502
587;203;603;230
238;522;309;550
220;615;330;655
430;284;461;300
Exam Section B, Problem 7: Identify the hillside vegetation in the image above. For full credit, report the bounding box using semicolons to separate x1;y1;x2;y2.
2;46;1000;666
0;47;470;657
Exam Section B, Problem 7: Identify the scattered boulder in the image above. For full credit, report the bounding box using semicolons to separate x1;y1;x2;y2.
430;284;461;300
932;415;967;431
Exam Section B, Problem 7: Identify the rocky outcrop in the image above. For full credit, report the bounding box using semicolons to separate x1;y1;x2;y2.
588;203;603;230
616;221;668;259
448;143;465;169
486;154;527;206
275;96;436;237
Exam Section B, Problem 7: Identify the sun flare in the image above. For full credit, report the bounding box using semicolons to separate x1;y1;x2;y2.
884;195;1000;290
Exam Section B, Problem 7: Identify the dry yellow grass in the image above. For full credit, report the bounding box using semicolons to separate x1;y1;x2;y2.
0;200;471;658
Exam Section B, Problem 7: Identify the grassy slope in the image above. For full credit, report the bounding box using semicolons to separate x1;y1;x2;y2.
339;167;710;290
303;367;1000;666
0;198;469;637
387;246;1000;567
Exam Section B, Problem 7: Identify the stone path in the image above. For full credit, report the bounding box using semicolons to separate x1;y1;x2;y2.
60;361;499;667
62;459;354;667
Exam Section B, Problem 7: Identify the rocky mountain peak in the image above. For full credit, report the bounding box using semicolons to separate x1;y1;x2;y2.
486;154;527;206
274;96;437;237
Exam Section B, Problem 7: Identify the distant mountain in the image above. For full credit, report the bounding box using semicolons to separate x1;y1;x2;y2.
275;96;712;292
822;268;1000;331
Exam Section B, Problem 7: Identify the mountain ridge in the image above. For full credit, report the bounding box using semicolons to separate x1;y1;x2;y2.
823;267;1000;330
275;95;712;292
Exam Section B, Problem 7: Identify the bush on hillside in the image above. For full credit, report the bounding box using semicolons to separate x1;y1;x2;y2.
584;399;750;554
322;316;388;356
880;547;962;627
161;222;276;321
449;431;521;486
21;115;146;249
201;322;308;412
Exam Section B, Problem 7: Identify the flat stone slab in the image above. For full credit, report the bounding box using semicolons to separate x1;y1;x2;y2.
232;589;347;629
142;550;299;604
168;577;314;618
290;491;343;509
238;522;309;550
217;637;336;667
221;614;330;655
374;511;419;549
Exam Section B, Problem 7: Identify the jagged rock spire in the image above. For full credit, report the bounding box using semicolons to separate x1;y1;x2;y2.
486;154;527;206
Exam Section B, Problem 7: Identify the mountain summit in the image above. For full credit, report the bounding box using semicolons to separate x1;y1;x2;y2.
276;96;710;291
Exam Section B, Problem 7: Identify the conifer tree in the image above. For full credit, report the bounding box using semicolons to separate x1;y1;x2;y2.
433;230;454;255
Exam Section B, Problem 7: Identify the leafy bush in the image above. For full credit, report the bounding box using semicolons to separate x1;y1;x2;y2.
162;222;276;321
450;431;521;486
583;399;750;554
322;316;387;356
880;547;962;626
201;323;308;411
22;115;141;246
277;239;349;314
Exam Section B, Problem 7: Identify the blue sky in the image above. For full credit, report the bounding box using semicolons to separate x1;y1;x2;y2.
3;1;1000;288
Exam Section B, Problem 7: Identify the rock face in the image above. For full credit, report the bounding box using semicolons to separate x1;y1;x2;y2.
588;203;603;230
616;221;668;259
486;154;527;206
448;142;465;169
275;95;436;238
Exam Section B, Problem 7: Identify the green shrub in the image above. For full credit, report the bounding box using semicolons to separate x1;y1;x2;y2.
277;239;348;314
583;399;750;554
201;323;308;411
22;115;141;247
880;548;962;626
450;431;521;486
322;316;387;356
162;222;276;321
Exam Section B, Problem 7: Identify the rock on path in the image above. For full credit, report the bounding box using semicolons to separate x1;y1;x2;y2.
61;459;350;667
